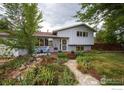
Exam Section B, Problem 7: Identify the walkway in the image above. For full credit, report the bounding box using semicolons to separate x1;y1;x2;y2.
64;60;100;85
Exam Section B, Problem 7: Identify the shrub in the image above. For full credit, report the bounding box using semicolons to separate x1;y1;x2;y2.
76;51;84;57
76;56;94;73
35;66;56;85
59;68;78;85
19;63;78;85
77;64;88;73
77;56;93;64
20;68;37;85
58;52;67;59
57;52;68;64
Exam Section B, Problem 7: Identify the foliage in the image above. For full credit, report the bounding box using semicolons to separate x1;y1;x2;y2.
77;64;88;73
76;56;84;64
59;68;78;85
0;56;30;84
58;52;67;58
76;51;84;57
57;52;68;64
95;30;117;44
0;55;78;85
0;79;17;85
35;66;56;85
77;52;124;85
19;68;37;85
0;18;9;30
75;4;124;44
77;55;93;64
0;56;30;72
19;63;78;85
0;3;43;55
76;56;93;73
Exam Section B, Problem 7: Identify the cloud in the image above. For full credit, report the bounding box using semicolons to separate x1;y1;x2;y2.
38;3;81;31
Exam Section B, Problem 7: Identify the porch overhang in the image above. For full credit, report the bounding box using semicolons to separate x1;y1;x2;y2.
35;35;69;39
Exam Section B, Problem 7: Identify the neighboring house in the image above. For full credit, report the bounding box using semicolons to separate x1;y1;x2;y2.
0;23;96;56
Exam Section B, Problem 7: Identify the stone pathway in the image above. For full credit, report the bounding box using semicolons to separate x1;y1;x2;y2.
64;60;100;85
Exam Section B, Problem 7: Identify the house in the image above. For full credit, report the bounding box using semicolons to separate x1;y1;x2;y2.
0;23;96;56
35;23;96;52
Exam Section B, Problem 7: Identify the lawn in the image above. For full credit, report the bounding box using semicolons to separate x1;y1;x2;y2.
76;51;124;85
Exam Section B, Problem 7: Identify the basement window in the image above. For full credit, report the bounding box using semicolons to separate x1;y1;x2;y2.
76;46;84;51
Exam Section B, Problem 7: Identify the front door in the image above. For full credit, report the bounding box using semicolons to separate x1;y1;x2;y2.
45;38;48;46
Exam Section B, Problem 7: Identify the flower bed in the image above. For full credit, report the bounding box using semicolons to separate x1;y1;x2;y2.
0;55;78;85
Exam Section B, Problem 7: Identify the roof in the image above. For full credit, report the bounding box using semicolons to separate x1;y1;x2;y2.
0;32;69;39
53;23;96;32
34;32;53;36
0;32;53;36
33;32;68;38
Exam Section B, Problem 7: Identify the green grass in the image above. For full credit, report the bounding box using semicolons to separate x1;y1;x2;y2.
76;52;124;85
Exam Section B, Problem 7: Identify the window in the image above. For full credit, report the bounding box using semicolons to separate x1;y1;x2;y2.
76;46;84;51
80;32;82;36
62;39;67;50
62;46;66;50
77;31;82;37
62;39;67;44
39;39;44;46
35;38;44;46
45;39;48;46
77;31;88;37
83;32;88;37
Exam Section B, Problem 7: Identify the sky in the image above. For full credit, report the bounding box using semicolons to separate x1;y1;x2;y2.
38;3;81;32
0;3;82;32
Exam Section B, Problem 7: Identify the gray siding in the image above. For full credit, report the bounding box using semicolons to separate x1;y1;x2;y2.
68;45;91;51
57;25;94;45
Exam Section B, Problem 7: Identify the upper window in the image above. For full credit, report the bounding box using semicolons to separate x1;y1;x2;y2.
83;32;88;37
77;31;88;37
77;31;82;37
77;31;80;36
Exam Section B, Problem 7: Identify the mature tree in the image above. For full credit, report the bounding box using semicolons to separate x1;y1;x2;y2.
0;3;42;55
75;4;124;44
21;4;42;54
95;30;117;43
